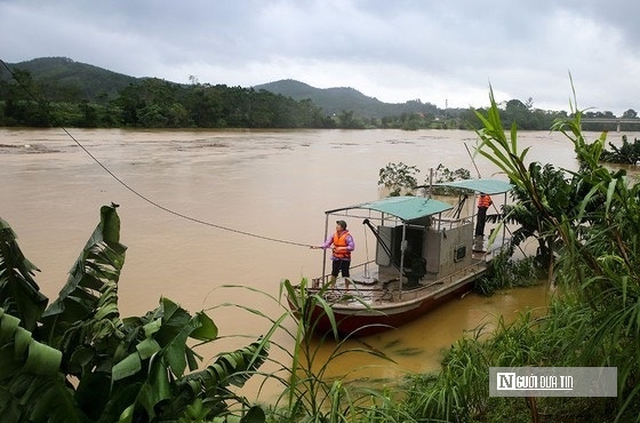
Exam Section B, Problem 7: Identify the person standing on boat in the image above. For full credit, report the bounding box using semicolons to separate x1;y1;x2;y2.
312;220;355;286
475;192;493;238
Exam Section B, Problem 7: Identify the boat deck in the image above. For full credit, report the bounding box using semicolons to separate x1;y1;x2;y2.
311;255;490;309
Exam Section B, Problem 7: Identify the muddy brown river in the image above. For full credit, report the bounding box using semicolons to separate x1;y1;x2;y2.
2;127;634;402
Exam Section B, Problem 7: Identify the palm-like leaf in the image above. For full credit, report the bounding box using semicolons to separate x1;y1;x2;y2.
0;308;87;423
163;339;269;421
103;296;270;422
41;204;126;346
0;217;48;331
2;205;270;423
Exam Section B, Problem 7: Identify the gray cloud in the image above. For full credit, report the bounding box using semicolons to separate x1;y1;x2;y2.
1;0;639;114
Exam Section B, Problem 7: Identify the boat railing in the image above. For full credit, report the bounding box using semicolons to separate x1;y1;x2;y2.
434;261;486;287
432;215;473;230
312;260;484;292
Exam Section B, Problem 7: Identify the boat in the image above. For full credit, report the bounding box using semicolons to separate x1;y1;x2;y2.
290;178;513;338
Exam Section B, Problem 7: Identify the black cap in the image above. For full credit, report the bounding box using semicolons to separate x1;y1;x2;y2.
336;220;347;229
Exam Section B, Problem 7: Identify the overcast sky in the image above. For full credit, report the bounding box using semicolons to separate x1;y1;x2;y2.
2;0;639;115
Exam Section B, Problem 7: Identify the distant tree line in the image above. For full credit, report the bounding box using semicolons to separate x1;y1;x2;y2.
0;69;336;129
1;69;638;131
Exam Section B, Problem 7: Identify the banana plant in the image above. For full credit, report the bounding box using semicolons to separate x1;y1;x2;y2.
0;204;269;423
0;216;48;331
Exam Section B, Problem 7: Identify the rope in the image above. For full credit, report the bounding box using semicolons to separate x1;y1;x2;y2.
0;58;313;248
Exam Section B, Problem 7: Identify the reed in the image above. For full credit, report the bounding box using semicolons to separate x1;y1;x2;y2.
416;80;640;422
383;81;640;423
221;278;399;422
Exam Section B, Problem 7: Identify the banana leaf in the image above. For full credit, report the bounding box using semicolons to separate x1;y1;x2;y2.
2;205;268;422
0;307;87;423
41;204;126;337
0;217;48;331
39;204;127;376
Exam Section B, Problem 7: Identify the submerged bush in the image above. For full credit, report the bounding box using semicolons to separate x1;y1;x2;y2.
600;135;640;164
474;252;540;296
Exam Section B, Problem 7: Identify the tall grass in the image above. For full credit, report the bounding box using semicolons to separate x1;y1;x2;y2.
394;82;640;423
398;312;540;422
397;296;622;422
258;86;640;421
210;278;400;422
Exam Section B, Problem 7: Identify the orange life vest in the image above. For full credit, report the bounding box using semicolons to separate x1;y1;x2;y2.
478;194;492;208
332;230;351;259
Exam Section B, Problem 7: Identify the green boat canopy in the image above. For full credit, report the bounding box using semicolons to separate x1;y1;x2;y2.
326;179;512;222
327;196;453;222
433;178;513;195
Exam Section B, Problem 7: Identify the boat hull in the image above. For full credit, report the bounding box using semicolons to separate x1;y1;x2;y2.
297;268;482;338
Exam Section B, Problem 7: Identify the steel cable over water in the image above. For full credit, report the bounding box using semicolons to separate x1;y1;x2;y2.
0;58;314;248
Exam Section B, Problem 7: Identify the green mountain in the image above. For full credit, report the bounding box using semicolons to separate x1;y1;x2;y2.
253;79;439;118
1;57;140;102
2;57;439;118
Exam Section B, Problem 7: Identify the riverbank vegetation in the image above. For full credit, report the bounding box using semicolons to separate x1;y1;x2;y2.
418;86;640;422
354;86;640;422
4;84;640;422
5;61;635;131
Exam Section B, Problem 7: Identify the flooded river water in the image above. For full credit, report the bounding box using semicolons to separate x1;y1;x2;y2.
2;127;635;402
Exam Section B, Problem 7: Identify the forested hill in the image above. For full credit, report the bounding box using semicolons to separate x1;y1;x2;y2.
2;57;602;131
2;57;439;118
1;57;139;101
254;79;439;118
